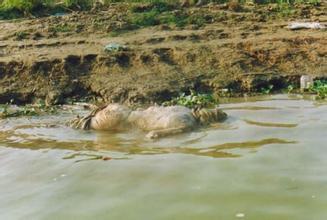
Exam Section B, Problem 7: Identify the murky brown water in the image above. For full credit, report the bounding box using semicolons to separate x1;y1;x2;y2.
0;94;326;220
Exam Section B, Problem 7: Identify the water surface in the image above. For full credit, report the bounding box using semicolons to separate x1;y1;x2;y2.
0;95;326;220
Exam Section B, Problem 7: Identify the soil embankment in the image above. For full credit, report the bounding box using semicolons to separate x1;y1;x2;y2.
0;2;326;105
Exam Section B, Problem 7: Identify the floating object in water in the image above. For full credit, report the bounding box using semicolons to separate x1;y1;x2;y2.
236;213;245;218
68;104;227;139
300;75;313;91
288;22;326;30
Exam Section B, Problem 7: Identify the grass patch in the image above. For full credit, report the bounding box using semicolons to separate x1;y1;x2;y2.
0;0;322;20
163;90;218;109
129;6;214;29
130;1;174;13
49;23;74;32
274;3;296;17
128;1;179;28
1;0;44;13
0;0;92;19
14;31;29;40
63;0;93;10
108;29;132;37
0;102;58;119
259;84;274;94
309;80;327;99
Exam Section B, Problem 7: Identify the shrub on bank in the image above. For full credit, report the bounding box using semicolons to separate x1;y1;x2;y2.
63;0;93;9
0;0;92;16
1;0;43;12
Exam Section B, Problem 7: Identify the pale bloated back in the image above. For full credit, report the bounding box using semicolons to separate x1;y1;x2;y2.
128;106;196;131
90;104;131;130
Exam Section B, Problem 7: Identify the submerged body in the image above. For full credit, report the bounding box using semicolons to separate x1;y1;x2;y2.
69;104;227;138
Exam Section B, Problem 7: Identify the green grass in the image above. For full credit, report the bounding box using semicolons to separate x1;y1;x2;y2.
163;90;218;109
14;30;29;40
1;0;43;12
0;102;58;119
127;1;216;29
309;80;327;99
260;84;274;94
0;0;93;18
63;0;92;9
0;0;322;20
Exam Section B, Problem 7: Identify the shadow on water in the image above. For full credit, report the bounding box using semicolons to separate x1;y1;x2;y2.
221;106;280;111
2;94;315;161
0;128;296;160
243;119;298;128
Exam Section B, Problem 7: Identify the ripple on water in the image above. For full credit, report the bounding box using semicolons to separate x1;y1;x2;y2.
243;119;298;128
0;95;327;220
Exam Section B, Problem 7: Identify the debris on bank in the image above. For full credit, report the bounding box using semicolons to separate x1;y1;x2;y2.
300;75;313;91
104;43;128;52
288;22;326;30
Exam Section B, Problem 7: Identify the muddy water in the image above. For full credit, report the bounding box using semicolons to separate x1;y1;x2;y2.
0;95;326;220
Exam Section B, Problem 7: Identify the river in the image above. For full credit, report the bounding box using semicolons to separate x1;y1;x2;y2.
0;94;326;220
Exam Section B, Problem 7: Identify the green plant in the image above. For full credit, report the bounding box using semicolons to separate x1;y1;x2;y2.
128;1;194;28
276;3;295;17
158;13;188;27
309;80;327;99
15;31;29;40
163;90;218;109
131;1;173;13
1;0;43;13
287;85;294;93
188;14;206;27
260;84;274;94
129;9;160;27
0;101;58;119
63;0;92;10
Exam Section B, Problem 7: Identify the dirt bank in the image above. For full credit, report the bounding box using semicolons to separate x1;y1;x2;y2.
0;2;326;105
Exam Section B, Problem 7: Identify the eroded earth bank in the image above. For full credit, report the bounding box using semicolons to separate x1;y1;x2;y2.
0;2;326;105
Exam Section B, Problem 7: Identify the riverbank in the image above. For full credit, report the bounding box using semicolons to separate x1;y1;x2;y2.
0;1;326;105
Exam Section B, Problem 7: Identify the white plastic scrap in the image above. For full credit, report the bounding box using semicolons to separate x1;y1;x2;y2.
236;213;245;218
104;43;128;52
300;75;313;90
288;22;326;30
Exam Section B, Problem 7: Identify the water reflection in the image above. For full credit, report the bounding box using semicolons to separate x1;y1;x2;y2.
0;127;296;160
1;94;326;220
221;106;280;111
243;119;298;128
0;94;324;161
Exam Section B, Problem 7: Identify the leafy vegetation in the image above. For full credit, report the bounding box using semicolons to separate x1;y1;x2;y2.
163;91;218;109
63;0;92;9
14;31;29;40
0;101;58;119
309;80;327;99
260;84;274;94
127;1;219;28
0;0;92;18
287;85;294;93
1;0;43;13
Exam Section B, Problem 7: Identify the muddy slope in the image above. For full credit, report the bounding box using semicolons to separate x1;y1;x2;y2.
0;3;326;104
